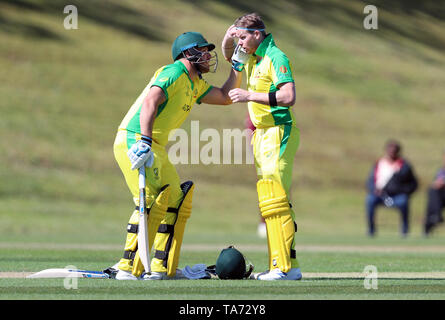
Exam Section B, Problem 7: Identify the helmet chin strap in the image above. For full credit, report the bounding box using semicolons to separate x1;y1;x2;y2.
194;63;206;78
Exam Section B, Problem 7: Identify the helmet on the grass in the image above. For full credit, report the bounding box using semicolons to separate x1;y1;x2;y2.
215;246;253;279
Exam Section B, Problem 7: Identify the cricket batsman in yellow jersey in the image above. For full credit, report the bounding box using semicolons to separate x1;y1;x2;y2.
113;31;242;280
222;13;302;280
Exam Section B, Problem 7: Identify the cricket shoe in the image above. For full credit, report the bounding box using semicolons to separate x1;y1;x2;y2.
115;269;138;280
254;267;302;281
142;269;188;280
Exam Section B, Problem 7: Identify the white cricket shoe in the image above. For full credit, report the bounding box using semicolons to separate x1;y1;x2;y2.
142;271;166;280
115;269;138;280
142;269;188;280
255;267;302;281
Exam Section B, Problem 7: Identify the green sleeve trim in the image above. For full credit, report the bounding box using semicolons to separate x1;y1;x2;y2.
274;79;295;88
270;50;293;87
196;85;214;104
151;64;183;96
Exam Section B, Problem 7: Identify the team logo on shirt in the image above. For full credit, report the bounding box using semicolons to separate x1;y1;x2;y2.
279;66;288;74
159;77;169;82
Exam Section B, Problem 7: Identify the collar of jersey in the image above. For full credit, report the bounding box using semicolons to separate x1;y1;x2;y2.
255;33;274;58
175;60;194;89
175;60;190;76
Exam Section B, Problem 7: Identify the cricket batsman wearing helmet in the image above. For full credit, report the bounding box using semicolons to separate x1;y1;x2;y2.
113;31;242;280
222;13;302;280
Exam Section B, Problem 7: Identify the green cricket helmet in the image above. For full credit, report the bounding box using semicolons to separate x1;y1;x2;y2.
172;31;215;60
171;32;218;73
215;246;254;279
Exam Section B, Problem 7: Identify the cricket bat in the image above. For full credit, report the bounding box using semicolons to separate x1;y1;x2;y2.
27;268;109;279
138;166;151;273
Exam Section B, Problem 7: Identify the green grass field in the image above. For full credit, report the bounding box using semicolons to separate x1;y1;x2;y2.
1;0;445;303
2;244;445;300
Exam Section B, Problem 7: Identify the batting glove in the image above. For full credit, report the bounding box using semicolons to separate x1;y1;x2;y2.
127;135;154;170
231;44;251;72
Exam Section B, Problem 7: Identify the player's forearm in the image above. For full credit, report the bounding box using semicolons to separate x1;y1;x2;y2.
245;92;269;105
140;99;158;138
199;70;242;106
140;86;165;138
221;69;242;98
222;32;236;62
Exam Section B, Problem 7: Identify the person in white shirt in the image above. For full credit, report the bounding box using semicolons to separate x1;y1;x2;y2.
365;140;418;237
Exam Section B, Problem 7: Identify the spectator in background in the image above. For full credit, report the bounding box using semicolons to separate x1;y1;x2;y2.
423;150;445;236
365;140;418;237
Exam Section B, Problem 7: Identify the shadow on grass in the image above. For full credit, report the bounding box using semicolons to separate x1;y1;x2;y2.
180;0;277;23
0;12;62;40
2;0;444;55
0;0;167;42
294;0;445;55
177;0;445;67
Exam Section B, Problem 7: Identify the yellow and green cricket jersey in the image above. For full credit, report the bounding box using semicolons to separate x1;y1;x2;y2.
245;34;295;128
118;60;213;146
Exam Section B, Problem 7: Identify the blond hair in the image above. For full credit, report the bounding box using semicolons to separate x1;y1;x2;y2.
234;13;266;35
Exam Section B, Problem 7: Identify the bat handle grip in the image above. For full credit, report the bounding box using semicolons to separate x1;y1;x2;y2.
138;167;146;189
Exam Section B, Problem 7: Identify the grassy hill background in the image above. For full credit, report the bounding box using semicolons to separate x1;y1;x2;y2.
1;0;445;247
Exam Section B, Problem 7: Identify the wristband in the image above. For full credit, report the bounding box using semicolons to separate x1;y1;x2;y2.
141;135;152;146
268;92;277;106
232;61;245;72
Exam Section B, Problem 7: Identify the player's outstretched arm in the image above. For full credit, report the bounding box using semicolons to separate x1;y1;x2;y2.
200;69;243;105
